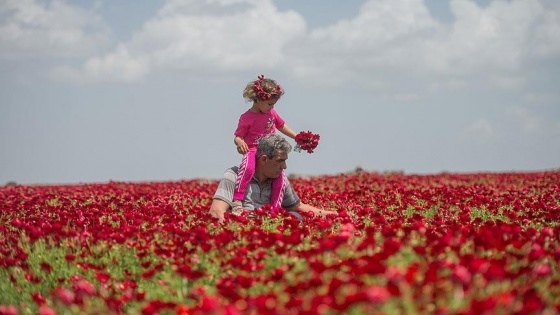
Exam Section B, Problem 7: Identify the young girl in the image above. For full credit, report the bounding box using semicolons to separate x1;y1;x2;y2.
232;75;297;215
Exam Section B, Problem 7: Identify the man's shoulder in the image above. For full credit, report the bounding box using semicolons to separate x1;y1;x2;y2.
220;167;239;182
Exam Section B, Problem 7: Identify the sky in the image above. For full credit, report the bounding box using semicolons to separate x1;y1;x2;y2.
1;0;559;185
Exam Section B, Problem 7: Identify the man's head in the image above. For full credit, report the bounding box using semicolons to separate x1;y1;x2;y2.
255;134;292;180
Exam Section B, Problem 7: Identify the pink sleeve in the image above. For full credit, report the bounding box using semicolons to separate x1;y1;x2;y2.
234;113;249;138
272;109;285;129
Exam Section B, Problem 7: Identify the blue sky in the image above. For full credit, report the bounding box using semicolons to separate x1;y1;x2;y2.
1;0;559;185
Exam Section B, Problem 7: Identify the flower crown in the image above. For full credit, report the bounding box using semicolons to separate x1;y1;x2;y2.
253;75;283;101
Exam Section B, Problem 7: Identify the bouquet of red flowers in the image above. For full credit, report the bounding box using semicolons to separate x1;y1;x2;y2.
294;131;320;153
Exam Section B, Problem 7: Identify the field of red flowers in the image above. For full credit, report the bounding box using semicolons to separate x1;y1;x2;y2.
1;170;559;314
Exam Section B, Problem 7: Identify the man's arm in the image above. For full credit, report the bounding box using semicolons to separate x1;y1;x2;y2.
209;168;237;224
209;198;230;224
285;202;337;218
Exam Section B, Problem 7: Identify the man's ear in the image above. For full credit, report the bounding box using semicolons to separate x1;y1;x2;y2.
257;155;268;164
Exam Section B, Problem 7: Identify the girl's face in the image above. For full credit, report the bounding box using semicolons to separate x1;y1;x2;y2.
254;98;278;113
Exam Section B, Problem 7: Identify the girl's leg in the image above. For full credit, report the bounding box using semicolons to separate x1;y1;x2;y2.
233;148;256;202
270;170;287;212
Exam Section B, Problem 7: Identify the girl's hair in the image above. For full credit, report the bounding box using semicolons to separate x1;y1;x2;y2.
257;134;292;159
243;75;284;102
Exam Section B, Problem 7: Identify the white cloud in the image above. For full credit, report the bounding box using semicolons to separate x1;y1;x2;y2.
0;0;111;59
288;0;560;97
51;44;150;83
310;0;438;45
59;0;306;82
9;0;559;91
391;93;420;103
85;45;150;82
444;0;540;73
289;0;439;82
532;4;560;57
523;92;556;105
464;107;555;144
508;106;543;134
488;74;526;89
464;118;498;142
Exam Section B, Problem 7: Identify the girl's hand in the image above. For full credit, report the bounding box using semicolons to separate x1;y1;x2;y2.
236;140;249;154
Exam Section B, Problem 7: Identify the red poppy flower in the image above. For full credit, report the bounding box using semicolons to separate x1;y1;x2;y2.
294;131;320;153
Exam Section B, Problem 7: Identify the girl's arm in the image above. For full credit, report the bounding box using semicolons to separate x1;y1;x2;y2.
234;136;249;154
277;124;297;139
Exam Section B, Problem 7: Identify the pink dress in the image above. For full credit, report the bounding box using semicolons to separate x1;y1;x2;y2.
233;109;286;211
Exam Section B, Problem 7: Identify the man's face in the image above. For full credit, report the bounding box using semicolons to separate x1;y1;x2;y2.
262;149;288;179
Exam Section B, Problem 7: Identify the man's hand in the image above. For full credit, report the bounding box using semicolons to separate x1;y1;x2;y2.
209;199;230;224
286;202;337;218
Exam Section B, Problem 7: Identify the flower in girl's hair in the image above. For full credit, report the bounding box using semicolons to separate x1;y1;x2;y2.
253;75;270;100
252;75;283;101
294;131;320;153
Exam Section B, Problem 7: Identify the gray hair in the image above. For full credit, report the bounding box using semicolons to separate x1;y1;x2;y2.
256;134;292;158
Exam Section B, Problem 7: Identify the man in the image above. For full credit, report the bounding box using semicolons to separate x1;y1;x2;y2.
209;134;336;223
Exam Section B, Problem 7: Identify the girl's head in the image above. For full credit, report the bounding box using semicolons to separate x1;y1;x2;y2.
243;75;284;102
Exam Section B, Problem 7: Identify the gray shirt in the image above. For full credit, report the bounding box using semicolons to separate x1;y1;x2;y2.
213;167;300;211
